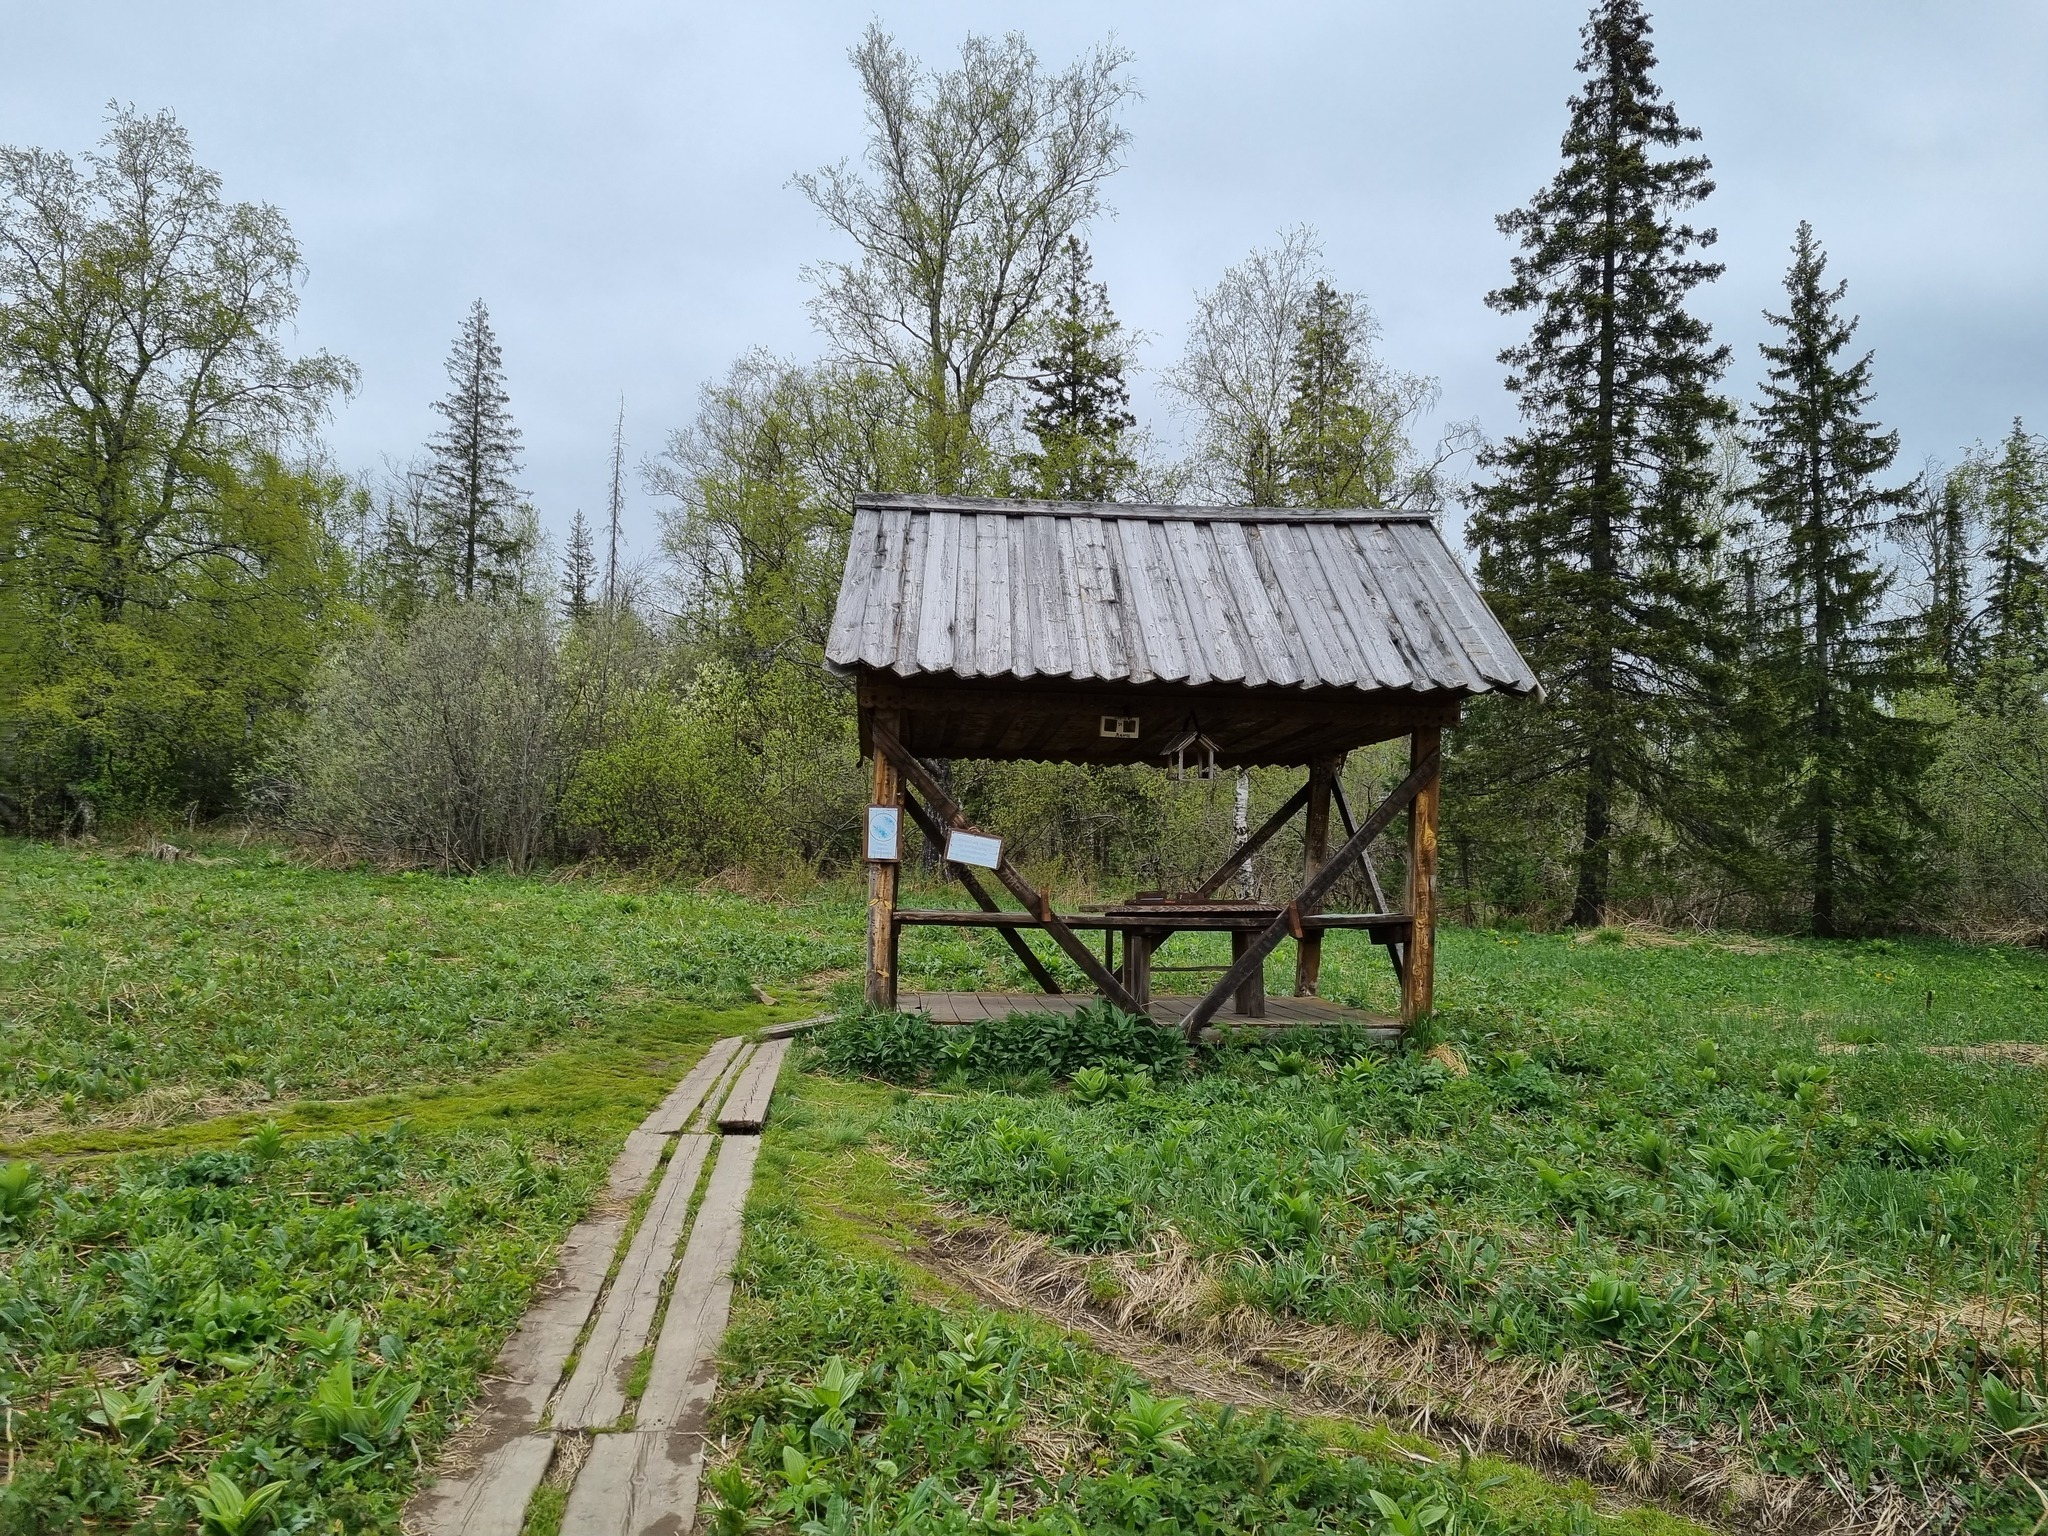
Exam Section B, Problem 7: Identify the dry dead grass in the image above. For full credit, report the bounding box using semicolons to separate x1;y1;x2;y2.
916;1218;1939;1536
0;1080;278;1144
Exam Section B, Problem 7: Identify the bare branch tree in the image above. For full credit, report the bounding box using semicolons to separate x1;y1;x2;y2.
793;26;1136;492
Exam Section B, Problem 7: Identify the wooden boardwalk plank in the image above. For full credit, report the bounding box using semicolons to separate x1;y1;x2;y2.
688;1043;753;1133
413;1433;556;1536
644;1038;742;1135
639;1135;759;1429
485;1207;627;1428
560;1427;699;1536
561;1136;761;1536
756;1014;830;1040
552;1135;714;1431
715;1039;789;1134
604;1130;667;1203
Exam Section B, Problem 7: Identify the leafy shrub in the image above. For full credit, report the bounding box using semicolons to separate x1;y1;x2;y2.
1882;1119;1975;1167
280;600;567;874
813;1002;1186;1085
1692;1126;1798;1188
0;1160;44;1229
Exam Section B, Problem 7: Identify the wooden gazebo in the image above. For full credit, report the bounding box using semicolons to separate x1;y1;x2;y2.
825;494;1538;1039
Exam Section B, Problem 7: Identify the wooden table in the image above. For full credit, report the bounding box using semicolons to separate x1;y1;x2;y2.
893;901;1410;1021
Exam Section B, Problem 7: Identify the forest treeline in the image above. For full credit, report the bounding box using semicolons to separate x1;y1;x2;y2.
3;3;2045;938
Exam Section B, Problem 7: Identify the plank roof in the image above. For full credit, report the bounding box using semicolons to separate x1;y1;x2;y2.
826;494;1539;699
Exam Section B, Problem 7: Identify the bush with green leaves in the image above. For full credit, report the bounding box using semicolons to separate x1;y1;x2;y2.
812;1001;1188;1086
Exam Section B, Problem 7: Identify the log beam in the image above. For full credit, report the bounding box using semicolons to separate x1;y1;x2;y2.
1401;726;1441;1028
1332;778;1405;985
900;790;1063;996
1294;756;1339;996
865;711;903;1010
1188;781;1311;900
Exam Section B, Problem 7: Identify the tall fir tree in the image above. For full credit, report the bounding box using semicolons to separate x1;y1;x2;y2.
1899;463;1980;687
1742;222;1929;934
426;299;528;599
1280;280;1403;507
1466;0;1735;925
1979;417;2048;692
1016;237;1137;501
563;508;597;622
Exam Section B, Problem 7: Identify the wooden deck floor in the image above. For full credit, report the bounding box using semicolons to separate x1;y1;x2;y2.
899;990;1400;1034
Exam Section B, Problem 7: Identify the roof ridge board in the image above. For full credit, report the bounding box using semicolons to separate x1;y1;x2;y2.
852;493;1433;523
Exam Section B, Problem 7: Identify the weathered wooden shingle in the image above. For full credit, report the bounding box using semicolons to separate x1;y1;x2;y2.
826;495;1538;699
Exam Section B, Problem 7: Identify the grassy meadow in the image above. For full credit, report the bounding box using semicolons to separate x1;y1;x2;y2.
3;835;2046;1533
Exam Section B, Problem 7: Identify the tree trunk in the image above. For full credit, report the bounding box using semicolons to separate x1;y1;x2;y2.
1574;57;1623;931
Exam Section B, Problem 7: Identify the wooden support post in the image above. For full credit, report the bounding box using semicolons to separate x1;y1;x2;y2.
1120;932;1153;1010
1177;747;1439;1042
1230;930;1266;1018
866;711;903;1011
1401;726;1441;1028
1294;756;1338;996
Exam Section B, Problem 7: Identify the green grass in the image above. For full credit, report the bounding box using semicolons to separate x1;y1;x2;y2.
0;836;861;1126
727;1068;1711;1536
0;1115;606;1533
12;837;2048;1531
817;929;2048;1532
0;838;808;1534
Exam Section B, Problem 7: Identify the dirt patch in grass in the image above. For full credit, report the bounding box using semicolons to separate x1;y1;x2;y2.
916;1218;1931;1536
1823;1039;2048;1069
1928;1041;2048;1068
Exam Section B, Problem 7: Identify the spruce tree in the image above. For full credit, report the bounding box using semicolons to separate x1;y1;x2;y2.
563;508;597;622
1281;281;1405;507
1466;0;1734;925
1743;222;1928;934
425;299;528;599
1979;418;2048;688
1016;237;1136;501
1899;463;1979;687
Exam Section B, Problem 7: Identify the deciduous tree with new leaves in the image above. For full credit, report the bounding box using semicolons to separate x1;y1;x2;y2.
0;106;355;826
795;26;1136;493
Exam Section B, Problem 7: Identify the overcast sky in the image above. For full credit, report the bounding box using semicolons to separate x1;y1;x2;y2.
9;1;2045;562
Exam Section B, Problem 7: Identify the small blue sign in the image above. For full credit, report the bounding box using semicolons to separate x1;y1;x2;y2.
866;805;900;862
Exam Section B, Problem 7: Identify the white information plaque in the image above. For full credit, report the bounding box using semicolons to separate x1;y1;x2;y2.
945;830;1003;869
866;805;900;862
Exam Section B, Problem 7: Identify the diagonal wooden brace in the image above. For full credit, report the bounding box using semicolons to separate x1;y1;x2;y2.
900;790;1063;996
1189;780;1311;900
871;723;1146;1016
1332;778;1405;985
1177;747;1440;1042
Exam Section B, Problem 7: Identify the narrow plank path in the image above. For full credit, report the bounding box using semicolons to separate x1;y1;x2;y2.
407;1032;788;1536
553;1134;714;1431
